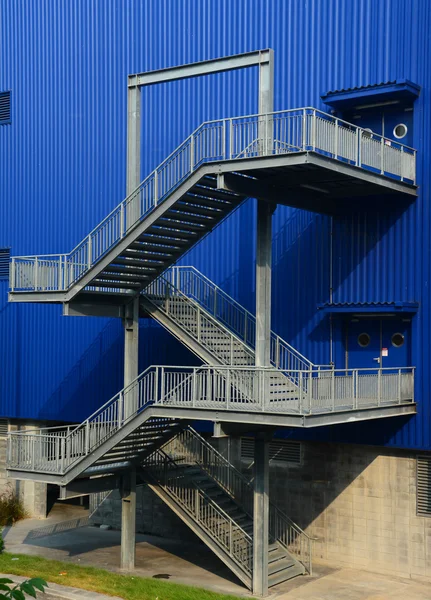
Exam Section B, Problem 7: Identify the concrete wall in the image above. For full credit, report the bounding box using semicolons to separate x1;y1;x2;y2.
260;440;431;584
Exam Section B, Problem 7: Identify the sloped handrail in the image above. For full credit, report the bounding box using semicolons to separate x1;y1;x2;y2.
165;265;315;370
144;447;253;578
162;426;312;574
10;107;416;293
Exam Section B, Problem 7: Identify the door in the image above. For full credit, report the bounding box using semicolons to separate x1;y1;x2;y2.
345;318;411;370
380;320;411;368
345;319;382;370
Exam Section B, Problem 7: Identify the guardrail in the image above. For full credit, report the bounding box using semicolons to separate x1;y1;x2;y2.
162;427;313;574
7;365;414;475
10;107;416;293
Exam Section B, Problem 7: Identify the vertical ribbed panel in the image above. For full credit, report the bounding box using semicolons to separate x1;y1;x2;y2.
0;0;429;449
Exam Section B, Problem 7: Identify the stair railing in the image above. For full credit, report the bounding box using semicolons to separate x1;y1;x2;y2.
10;108;416;293
144;448;253;577
166;265;317;373
144;275;254;366
161;426;313;574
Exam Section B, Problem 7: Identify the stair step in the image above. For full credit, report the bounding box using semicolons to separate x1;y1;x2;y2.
175;202;223;217
91;280;141;290
269;556;296;576
268;563;305;587
135;236;189;248
147;226;197;240
268;547;290;563
159;217;207;232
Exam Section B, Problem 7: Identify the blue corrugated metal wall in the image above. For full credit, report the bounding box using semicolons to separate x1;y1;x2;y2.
0;0;430;449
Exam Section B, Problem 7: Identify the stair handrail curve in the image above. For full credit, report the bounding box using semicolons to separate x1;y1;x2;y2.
10;107;416;293
162;426;313;574
144;447;253;578
165;265;319;371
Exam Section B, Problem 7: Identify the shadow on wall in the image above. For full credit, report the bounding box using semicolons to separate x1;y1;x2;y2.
41;318;199;423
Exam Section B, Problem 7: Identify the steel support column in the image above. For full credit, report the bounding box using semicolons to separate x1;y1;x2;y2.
126;85;141;227
120;469;136;570
123;296;139;419
253;433;270;596
255;201;275;367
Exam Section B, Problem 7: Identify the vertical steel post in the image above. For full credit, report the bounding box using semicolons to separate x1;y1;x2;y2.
120;469;136;570
255;201;275;368
253;433;270;597
123;297;139;420
126;85;141;196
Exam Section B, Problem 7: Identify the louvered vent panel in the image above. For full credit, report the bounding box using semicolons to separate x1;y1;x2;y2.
417;455;431;516
0;249;10;280
0;91;11;124
0;420;9;437
241;438;301;465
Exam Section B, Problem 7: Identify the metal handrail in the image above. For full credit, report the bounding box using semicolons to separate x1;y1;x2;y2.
7;365;415;476
10;107;417;293
166;265;314;370
144;447;252;576
162;426;313;573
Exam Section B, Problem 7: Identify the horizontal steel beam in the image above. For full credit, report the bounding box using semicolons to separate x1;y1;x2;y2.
129;49;272;88
60;474;122;496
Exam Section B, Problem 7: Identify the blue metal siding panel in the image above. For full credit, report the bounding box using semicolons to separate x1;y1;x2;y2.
0;0;430;449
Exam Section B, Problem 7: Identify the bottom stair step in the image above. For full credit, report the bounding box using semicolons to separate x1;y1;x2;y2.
268;562;306;588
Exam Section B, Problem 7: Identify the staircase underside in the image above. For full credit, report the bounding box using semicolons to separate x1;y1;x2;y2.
10;152;416;306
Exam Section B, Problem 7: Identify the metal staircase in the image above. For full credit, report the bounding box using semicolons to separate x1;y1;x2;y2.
140;426;311;589
9;108;416;303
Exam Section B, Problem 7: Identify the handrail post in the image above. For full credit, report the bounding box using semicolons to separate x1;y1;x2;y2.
213;288;217;317
61;436;65;473
226;368;231;410
120;203;125;238
10;257;15;291
197;307;201;341
192;368;197;408
299;371;303;413
229;519;233;557
275;336;280;369
34;257;39;290
190;135;195;172
302;109;307;150
381;135;385;175
87;235;92;269
118;391;123;427
244;312;248;344
398;369;402;404
334;118;338;158
400;144;404;181
378;368;381;406
229;119;234;159
154;170;158;206
357;128;361;167
160;367;165;403
331;369;335;412
85;420;90;454
312;109;316;150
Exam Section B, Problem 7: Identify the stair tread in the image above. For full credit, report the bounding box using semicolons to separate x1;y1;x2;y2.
268;563;305;587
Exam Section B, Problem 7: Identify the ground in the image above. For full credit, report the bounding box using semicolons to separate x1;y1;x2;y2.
2;503;431;599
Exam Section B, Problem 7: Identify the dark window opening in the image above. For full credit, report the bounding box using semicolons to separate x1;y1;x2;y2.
391;333;405;348
0;91;11;125
0;248;10;279
357;332;371;348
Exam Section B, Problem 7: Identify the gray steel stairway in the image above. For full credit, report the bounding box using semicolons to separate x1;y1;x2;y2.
141;426;311;589
141;266;309;405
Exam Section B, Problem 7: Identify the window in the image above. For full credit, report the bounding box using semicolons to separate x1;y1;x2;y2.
0;91;11;125
357;332;371;348
391;333;405;348
0;248;10;279
241;438;301;465
417;456;431;516
393;123;408;139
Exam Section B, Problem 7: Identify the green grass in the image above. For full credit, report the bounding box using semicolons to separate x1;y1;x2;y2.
0;553;243;600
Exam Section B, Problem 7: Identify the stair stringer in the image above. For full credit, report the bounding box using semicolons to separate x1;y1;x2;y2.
142;475;252;589
65;166;246;302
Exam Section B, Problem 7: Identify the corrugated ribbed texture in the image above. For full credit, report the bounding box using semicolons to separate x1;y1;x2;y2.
0;0;429;449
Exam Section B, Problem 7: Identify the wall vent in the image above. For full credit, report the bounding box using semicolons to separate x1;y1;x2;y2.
417;455;431;516
0;420;9;437
0;249;10;280
241;438;301;465
0;91;11;124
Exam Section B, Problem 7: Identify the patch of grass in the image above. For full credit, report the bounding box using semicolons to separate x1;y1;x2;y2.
0;553;243;600
0;488;26;527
